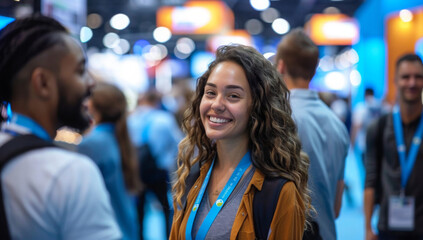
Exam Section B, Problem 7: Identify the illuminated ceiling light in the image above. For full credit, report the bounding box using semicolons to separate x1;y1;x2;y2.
110;13;130;30
324;72;347;90
272;18;290;35
103;32;120;48
112;39;131;55
261;8;279;23
400;9;413;22
250;0;270;11
245;19;263;35
153;27;172;43
350;70;361;87
176;37;195;54
87;13;103;29
80;26;93;43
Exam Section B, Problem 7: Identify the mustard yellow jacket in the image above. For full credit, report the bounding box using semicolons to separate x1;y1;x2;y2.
170;160;306;240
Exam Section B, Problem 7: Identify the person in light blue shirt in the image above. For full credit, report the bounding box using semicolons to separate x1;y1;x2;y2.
276;28;350;240
128;90;183;173
128;89;183;239
79;83;142;240
0;15;121;240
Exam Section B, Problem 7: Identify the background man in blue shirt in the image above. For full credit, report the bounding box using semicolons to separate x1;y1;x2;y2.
128;89;182;239
275;28;350;240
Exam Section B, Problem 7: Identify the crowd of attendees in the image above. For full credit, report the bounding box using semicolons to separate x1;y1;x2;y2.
1;14;423;240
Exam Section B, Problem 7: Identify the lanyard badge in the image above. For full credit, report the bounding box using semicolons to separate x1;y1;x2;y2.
389;106;423;231
185;151;251;240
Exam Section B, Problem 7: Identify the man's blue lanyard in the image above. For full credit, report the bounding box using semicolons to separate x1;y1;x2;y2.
4;113;52;141
393;106;423;189
185;151;252;240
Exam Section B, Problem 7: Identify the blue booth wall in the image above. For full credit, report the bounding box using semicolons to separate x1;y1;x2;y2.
353;0;423;108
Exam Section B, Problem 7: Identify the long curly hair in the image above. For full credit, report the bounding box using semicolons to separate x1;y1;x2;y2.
173;45;311;223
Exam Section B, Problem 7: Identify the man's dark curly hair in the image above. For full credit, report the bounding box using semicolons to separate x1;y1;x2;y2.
0;14;68;103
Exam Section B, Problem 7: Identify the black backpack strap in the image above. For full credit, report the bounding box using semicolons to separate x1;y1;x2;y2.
137;144;168;184
181;162;200;211
253;177;288;240
0;134;55;240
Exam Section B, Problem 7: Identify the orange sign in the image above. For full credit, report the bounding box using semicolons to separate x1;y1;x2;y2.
306;14;359;45
157;1;234;35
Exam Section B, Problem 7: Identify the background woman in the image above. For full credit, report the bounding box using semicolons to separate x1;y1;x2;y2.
78;82;141;240
170;45;311;240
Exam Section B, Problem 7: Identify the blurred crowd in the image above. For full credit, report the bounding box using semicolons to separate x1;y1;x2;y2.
1;14;423;240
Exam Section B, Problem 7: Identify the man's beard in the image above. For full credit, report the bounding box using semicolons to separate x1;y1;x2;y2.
57;87;91;133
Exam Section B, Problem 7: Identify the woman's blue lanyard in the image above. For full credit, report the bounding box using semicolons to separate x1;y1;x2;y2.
185;151;252;240
4;113;52;141
393;105;423;190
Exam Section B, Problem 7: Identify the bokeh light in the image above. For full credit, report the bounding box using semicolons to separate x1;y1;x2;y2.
272;18;290;35
153;27;172;43
110;13;130;30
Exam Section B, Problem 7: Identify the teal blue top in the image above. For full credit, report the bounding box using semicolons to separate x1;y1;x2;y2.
78;123;139;240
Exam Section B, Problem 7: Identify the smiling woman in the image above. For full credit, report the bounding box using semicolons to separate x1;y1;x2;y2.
170;44;311;240
199;61;252;145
